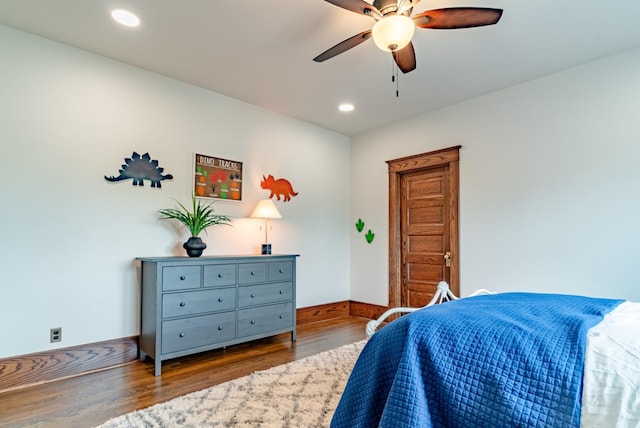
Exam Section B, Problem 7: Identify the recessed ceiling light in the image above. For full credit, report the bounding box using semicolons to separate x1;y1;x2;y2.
111;9;140;27
339;103;354;112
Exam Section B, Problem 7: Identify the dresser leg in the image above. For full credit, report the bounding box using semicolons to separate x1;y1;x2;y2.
291;330;296;341
154;360;162;376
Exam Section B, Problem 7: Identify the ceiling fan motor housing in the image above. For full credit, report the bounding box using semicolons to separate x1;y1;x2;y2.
373;0;411;16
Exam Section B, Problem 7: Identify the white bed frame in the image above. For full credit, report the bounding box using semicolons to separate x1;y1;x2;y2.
366;281;493;338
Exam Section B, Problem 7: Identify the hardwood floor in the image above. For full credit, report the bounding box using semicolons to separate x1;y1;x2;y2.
0;317;369;428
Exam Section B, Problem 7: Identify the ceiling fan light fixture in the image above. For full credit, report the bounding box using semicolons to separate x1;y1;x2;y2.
372;15;415;52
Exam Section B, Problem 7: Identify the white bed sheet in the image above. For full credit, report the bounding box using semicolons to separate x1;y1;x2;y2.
581;301;640;428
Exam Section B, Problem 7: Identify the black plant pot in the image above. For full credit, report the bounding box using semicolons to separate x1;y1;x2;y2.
183;236;207;257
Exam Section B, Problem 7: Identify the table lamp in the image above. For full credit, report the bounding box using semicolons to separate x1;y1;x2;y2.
250;199;282;254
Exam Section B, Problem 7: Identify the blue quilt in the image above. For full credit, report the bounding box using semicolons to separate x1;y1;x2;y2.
331;293;622;428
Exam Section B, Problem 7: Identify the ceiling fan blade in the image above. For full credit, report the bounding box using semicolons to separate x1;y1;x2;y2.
413;7;503;29
392;42;416;73
324;0;381;18
313;30;373;62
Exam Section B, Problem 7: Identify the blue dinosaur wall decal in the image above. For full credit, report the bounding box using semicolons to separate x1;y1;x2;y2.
105;152;173;188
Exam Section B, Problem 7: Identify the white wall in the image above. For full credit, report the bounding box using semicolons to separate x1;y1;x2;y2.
351;47;640;305
3;23;638;361
0;25;351;358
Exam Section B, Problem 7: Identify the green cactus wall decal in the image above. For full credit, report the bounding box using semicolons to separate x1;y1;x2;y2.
355;218;365;233
365;229;375;244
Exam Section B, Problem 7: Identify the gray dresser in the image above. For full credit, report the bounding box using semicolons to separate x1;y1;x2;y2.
137;254;298;375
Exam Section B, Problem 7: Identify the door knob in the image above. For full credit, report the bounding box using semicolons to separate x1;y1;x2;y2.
444;251;452;267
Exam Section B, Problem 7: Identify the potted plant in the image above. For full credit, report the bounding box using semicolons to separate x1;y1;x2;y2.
158;196;232;257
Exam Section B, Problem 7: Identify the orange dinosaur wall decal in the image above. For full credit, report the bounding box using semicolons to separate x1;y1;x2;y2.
260;174;299;202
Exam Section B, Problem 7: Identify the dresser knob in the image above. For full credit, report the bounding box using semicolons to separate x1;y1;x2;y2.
218;273;223;278
218;297;224;302
250;293;255;298
279;314;284;319
179;332;185;337
279;269;284;273
279;290;284;294
250;320;256;325
180;276;186;281
218;326;223;331
179;302;186;307
250;271;255;276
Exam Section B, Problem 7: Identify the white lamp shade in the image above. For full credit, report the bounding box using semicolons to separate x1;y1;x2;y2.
372;15;415;52
250;199;282;219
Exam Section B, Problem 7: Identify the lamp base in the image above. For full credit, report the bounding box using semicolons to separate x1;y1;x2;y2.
261;244;272;255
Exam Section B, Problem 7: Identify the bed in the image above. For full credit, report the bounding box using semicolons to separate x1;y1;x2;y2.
331;282;640;428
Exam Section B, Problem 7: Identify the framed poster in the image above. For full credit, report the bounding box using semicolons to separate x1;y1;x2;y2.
193;153;243;201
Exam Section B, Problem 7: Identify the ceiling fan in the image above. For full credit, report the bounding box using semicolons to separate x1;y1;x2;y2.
313;0;503;73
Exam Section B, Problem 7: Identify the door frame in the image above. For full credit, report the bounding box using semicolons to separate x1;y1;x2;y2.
386;146;461;309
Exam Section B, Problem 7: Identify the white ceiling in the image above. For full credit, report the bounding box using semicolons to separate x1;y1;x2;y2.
1;0;639;136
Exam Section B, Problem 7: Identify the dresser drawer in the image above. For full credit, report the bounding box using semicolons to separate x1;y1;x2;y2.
268;261;293;281
203;264;237;287
162;266;201;291
238;263;267;284
238;282;293;307
161;311;236;354
162;288;236;318
237;302;293;338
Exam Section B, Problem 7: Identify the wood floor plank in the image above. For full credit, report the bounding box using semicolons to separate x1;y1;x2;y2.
0;317;369;428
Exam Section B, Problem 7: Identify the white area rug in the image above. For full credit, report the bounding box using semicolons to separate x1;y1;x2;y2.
96;340;366;428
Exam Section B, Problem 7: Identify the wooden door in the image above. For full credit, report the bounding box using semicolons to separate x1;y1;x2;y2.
401;167;451;307
387;147;460;309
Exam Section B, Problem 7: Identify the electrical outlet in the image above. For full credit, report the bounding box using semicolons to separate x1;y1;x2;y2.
50;327;62;343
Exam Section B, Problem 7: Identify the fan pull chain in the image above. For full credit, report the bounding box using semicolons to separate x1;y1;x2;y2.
391;58;400;98
391;59;395;83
